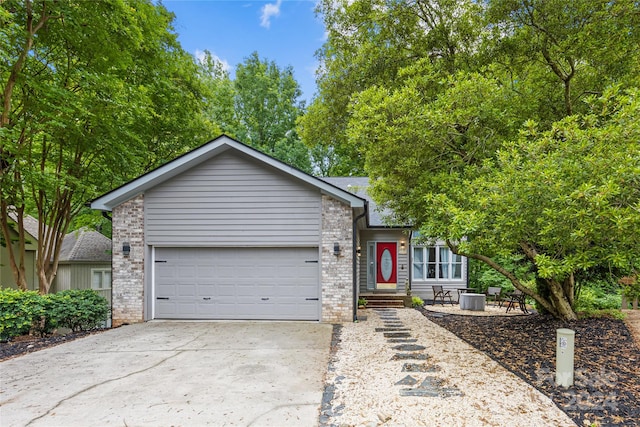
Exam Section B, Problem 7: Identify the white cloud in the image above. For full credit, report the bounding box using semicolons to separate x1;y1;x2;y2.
195;49;231;73
260;0;282;29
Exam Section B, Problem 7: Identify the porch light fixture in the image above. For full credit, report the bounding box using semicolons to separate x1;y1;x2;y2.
356;246;362;257
399;240;407;254
123;242;131;257
334;242;341;256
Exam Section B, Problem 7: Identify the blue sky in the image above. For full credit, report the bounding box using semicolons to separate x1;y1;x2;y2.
162;0;326;103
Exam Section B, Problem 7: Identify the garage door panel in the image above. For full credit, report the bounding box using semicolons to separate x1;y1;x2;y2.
154;247;319;320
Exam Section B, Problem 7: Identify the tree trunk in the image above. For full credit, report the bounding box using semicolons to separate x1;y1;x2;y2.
546;278;578;321
450;244;579;321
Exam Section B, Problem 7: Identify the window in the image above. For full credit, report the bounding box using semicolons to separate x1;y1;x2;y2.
91;269;112;290
412;246;463;280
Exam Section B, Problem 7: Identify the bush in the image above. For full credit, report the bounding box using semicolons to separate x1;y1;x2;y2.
0;289;44;341
575;280;622;312
0;288;109;340
44;290;109;332
411;296;424;308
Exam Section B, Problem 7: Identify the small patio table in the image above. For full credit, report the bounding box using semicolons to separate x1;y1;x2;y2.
459;293;486;311
456;288;476;302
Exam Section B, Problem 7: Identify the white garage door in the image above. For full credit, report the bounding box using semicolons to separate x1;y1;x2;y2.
154;247;320;320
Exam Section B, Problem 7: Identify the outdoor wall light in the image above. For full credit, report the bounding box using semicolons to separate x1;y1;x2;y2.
356;246;362;257
334;242;341;256
399;240;407;254
123;242;131;257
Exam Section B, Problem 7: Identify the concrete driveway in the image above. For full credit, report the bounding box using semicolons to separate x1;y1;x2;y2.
0;321;333;427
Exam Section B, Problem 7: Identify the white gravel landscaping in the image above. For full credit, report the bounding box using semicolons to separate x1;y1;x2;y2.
322;308;577;427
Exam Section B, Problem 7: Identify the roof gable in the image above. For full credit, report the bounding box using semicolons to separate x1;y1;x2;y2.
91;135;366;211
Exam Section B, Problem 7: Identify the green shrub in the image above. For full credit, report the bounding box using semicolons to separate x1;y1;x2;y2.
45;290;109;332
0;289;44;341
575;281;622;312
411;296;424;308
358;297;368;307
0;288;109;340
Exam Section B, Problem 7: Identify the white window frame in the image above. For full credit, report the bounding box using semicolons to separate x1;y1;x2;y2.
412;245;464;281
91;268;112;290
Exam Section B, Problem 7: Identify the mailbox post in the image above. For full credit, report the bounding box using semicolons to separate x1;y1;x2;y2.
556;328;575;387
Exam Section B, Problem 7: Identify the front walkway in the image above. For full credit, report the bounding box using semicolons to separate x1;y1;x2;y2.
320;308;575;426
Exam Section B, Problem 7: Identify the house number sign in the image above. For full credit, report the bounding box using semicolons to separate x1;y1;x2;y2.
380;249;393;281
559;337;567;349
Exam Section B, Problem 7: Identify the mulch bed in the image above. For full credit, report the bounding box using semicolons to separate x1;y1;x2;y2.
418;307;640;427
0;330;105;361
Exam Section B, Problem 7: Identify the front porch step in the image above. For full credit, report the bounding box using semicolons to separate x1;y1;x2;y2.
366;299;406;308
360;293;411;308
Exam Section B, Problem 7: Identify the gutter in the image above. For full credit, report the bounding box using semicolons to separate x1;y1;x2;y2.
352;204;368;322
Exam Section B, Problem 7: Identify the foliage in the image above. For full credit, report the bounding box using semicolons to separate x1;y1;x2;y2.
304;0;639;177
201;51;312;172
43;290;109;333
0;288;108;339
411;296;424;308
357;297;368;307
0;0;215;292
576;309;626;321
469;255;534;293
574;284;622;313
300;0;484;175
351;80;640;320
0;289;43;341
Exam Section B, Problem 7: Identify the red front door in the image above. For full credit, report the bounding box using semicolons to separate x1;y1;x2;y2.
376;242;397;289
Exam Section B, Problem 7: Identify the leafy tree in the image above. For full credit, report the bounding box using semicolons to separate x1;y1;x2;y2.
202;51;311;172
485;0;640;121
299;0;484;175
354;87;639;320
303;0;640;175
0;0;214;292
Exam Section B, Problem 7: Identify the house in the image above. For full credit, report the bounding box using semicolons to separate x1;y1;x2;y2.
1;212;39;290
90;135;467;327
52;227;112;305
1;213;112;299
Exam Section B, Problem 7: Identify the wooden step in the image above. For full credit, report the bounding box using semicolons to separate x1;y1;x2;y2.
360;293;411;308
365;299;406;308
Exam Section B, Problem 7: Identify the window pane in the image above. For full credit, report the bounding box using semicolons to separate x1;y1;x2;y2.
426;247;436;278
92;272;101;289
439;248;449;278
439;248;449;263
413;263;424;280
104;271;112;288
452;263;462;279
427;247;436;262
413;247;423;263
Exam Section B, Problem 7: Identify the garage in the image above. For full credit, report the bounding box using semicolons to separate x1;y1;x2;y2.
153;247;320;320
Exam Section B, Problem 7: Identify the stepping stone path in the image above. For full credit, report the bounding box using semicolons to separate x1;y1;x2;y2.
373;308;462;398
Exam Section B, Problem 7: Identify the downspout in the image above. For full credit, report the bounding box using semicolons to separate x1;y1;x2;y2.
353;208;367;322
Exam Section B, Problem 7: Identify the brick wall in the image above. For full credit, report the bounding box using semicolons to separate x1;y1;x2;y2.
111;195;145;326
321;195;354;323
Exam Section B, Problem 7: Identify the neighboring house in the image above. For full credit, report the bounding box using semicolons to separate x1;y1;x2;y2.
1;213;112;301
0;213;39;290
52;227;112;306
91;135;467;327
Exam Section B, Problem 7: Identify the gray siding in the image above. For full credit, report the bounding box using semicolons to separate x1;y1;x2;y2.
145;150;321;246
52;263;111;292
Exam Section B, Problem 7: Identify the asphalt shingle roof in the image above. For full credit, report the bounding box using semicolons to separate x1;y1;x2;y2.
58;228;112;262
